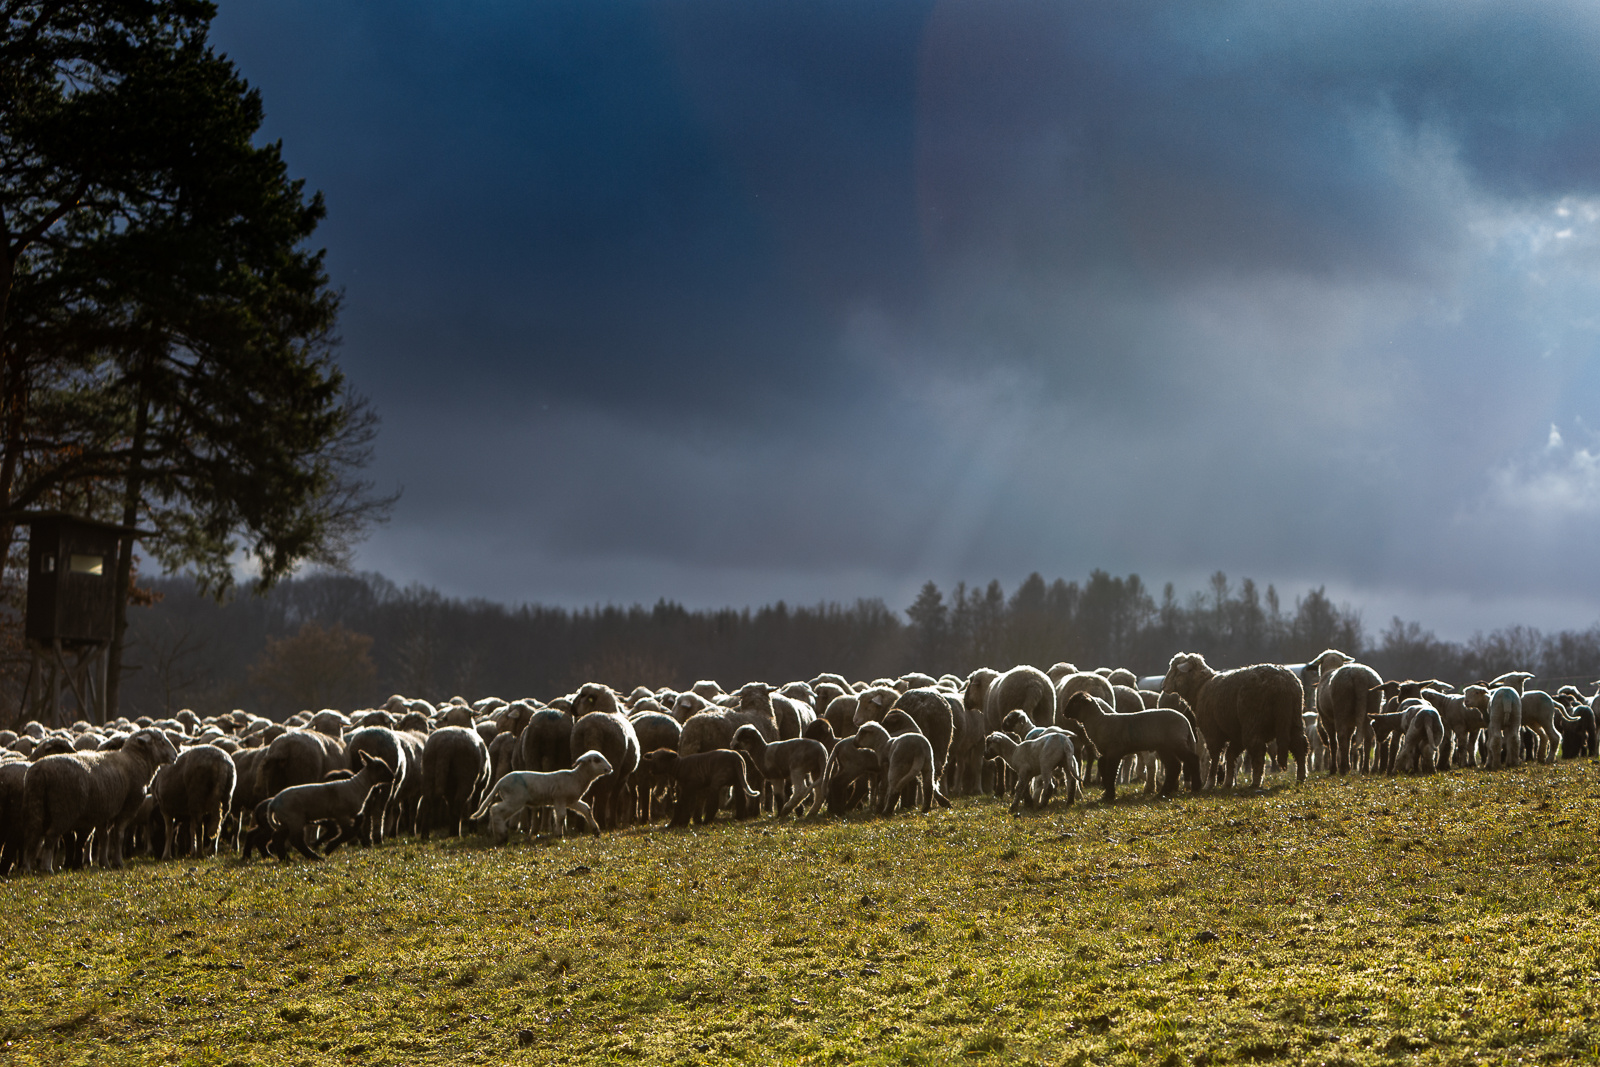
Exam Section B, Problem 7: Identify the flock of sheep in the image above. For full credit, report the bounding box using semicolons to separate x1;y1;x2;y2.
1;648;1595;874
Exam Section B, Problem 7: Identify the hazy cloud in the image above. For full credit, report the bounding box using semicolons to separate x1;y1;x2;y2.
212;0;1600;639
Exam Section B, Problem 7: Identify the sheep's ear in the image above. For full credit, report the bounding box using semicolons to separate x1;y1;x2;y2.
358;751;371;766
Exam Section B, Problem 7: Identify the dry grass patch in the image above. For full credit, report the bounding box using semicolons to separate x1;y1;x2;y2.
4;762;1600;1064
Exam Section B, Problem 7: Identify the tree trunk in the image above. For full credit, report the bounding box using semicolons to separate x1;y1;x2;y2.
105;358;151;721
0;224;20;571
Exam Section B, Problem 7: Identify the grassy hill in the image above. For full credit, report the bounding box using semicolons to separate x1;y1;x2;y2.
4;761;1599;1065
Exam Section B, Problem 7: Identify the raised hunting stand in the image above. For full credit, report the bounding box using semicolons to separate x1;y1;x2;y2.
15;513;143;726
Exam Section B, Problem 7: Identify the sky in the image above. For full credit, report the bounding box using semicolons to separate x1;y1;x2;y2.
209;1;1600;642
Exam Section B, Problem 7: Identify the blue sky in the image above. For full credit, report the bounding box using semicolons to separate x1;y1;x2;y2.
211;1;1600;640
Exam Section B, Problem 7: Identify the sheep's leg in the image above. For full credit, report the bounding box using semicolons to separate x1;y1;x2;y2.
287;822;322;862
161;814;177;862
323;820;359;854
570;799;601;836
778;773;814;818
1247;744;1268;789
1098;757;1118;803
1009;768;1030;813
554;800;569;839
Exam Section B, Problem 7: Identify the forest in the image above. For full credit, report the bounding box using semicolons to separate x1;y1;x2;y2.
62;567;1600;722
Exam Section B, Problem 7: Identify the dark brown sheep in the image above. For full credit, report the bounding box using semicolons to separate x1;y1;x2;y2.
641;748;760;826
1162;653;1307;789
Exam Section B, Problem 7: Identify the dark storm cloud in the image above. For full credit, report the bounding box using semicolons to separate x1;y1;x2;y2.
211;1;1600;636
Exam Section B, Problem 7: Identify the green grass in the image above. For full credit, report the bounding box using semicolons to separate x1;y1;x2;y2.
6;762;1600;1065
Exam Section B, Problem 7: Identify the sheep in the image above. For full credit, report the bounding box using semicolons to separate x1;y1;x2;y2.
850;685;900;730
1419;686;1488;768
0;759;27;875
471;751;612;842
854;722;950;815
822;735;881;815
517;707;575;773
418;726;491;838
962;668;1001;729
937;687;984;795
1392;705;1444;774
890;688;955;779
983;730;1079;812
1303;713;1326;772
641;748;761;826
22;728;179;872
257;729;346;800
1052;672;1115;723
1557;701;1598;759
776;683;819;736
570;683;642;830
238;798;277;861
308;709;350;738
1162;653;1307;789
802;718;840;752
1000;708;1067;741
678;681;779;757
1485;686;1524;770
152;745;237;859
986;666;1057;734
265;754;396;861
1314;662;1383;775
823;693;860;738
343;726;410;845
690;680;725;700
1516;689;1562;764
627;712;682;822
730;725;828;817
1047;662;1079;683
1059;693;1199;802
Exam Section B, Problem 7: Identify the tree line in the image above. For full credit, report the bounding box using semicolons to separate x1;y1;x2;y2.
31;567;1590;723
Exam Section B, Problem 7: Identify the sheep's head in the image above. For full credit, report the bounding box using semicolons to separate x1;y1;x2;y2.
963;669;999;711
128;728;180;767
881;709;919;736
641;748;678;773
852;687;897;727
730;724;764;752
574;750;614;778
672;692;709;722
573;683;621;719
1001;709;1034;738
356;752;397;784
779;681;816;709
1463;685;1490;712
1162;653;1210;699
1490;671;1534;693
736;682;774;713
1060;692;1110;724
982;731;1011;760
855;721;891;756
803;719;837;747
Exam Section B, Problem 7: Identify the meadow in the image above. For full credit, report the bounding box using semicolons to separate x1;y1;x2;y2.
4;761;1599;1066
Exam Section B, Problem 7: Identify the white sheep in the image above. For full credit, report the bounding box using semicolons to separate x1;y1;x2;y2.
471;750;613;843
982;730;1079;811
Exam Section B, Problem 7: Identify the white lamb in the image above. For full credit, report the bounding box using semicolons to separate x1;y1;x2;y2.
983;730;1080;811
472;750;612;842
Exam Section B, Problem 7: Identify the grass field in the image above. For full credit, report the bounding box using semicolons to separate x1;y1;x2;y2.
5;761;1600;1066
